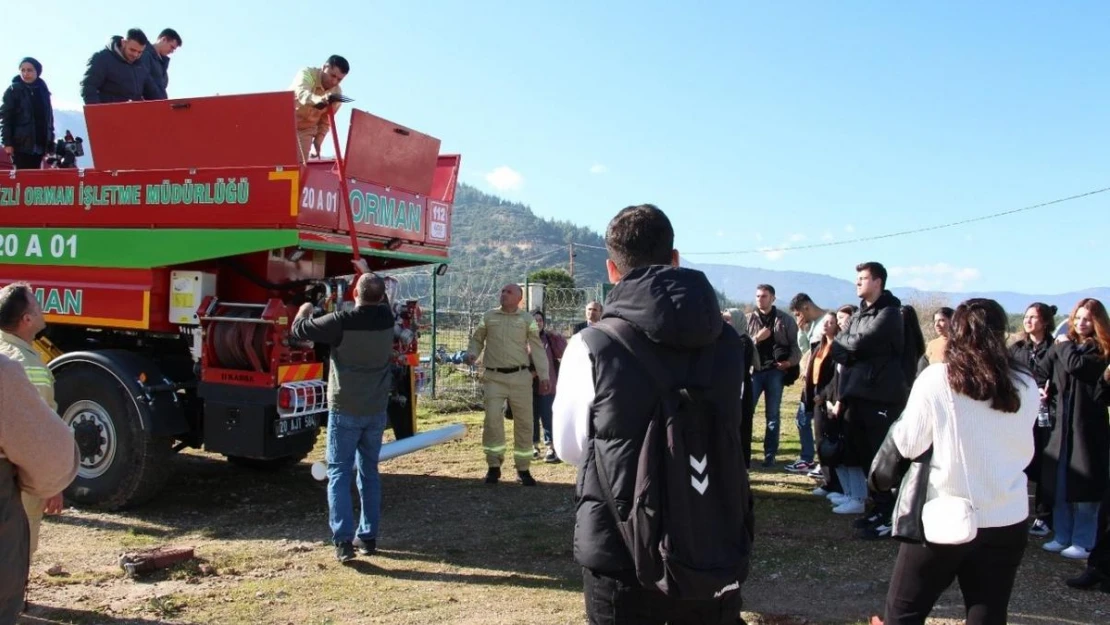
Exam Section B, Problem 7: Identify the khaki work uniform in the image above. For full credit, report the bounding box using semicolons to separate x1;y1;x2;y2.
468;309;550;471
290;67;344;163
0;331;57;557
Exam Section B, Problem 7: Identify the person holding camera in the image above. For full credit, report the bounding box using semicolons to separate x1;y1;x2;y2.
1;58;54;170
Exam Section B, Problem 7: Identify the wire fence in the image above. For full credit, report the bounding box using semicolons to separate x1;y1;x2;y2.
378;268;604;412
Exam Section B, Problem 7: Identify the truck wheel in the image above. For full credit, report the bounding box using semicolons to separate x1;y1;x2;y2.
226;431;318;471
55;364;173;510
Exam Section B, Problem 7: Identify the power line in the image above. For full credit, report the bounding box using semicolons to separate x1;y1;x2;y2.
682;185;1110;257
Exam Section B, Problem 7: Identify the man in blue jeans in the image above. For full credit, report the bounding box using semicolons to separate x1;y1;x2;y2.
745;284;801;468
291;261;397;563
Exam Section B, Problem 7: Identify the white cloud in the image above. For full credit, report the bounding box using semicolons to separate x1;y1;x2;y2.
844;224;856;234
789;233;806;243
589;164;608;174
759;246;785;261
716;230;725;238
821;231;835;241
889;263;982;291
485;166;524;192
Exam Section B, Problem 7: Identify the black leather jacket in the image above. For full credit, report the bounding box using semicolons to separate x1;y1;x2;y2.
870;434;932;544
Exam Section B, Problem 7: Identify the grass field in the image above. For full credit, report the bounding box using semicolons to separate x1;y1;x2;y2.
17;396;1107;625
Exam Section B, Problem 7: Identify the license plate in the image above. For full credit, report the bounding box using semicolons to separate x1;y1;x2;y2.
274;413;319;438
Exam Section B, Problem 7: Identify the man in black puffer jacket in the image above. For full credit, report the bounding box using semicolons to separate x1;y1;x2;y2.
553;204;753;625
830;261;908;539
80;28;164;105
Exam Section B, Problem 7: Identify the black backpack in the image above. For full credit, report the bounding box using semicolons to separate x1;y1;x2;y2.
589;317;754;601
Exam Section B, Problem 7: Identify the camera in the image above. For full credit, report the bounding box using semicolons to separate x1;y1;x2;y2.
44;131;84;169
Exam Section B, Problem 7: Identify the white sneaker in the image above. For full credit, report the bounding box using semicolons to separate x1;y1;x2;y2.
828;493;849;506
1061;545;1091;559
832;499;865;515
812;486;829;497
1042;540;1068;553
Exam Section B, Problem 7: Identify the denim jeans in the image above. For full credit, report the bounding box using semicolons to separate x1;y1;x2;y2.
751;368;785;464
795;403;815;463
532;392;555;446
1053;453;1102;549
326;409;389;544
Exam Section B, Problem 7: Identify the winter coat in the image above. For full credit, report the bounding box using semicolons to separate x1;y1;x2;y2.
80;36;163;104
0;76;54;155
830;290;908;406
1037;340;1110;503
142;46;170;99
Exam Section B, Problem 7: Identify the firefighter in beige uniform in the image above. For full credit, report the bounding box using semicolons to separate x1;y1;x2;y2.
0;283;65;559
290;55;349;163
466;284;550;486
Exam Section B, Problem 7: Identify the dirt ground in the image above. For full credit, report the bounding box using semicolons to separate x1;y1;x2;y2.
16;407;1109;625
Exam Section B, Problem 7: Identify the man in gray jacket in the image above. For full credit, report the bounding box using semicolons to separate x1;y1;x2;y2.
290;265;396;563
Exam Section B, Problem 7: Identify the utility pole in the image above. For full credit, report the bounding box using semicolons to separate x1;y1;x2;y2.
569;242;576;278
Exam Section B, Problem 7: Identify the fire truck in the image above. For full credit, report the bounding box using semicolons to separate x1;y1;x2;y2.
0;92;459;510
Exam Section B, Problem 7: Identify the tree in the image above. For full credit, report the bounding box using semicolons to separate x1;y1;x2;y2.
527;267;576;289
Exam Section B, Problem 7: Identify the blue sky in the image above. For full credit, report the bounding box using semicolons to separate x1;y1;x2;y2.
8;1;1107;294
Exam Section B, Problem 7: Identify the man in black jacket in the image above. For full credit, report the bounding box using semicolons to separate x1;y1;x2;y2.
80;28;164;105
142;28;183;100
552;204;752;624
830;261;907;539
290;263;396;563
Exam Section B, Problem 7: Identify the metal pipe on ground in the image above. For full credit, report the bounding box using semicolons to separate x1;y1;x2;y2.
310;423;467;481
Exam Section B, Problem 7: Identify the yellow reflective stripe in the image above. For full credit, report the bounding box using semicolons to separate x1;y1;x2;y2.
513;450;534;458
483;445;506;454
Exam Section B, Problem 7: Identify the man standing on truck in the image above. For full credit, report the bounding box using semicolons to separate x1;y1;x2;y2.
0;284;66;563
466;284;551;486
80;28;164;104
291;55;349;162
289;264;395;564
142;28;183;100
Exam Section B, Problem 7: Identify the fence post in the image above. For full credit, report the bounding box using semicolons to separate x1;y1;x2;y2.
430;265;438;398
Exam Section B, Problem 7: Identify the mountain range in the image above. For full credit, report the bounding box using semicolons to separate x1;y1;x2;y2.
47;108;1109;314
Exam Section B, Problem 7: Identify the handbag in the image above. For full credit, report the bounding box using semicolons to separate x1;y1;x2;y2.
920;373;978;545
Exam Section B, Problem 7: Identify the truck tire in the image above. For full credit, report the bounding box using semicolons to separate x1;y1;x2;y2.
226;431;318;470
54;364;174;510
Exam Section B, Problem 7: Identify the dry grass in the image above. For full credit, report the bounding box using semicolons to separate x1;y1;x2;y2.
17;398;1108;625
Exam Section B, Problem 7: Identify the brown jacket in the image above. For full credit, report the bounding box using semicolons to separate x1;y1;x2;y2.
746;307;802;369
0;354;79;621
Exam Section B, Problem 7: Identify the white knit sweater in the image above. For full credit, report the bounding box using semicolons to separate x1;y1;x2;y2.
889;364;1039;529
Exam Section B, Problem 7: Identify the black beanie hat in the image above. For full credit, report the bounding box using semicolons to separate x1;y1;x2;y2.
20;57;42;76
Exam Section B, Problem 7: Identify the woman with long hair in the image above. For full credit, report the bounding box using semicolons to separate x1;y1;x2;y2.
1009;302;1058;537
874;298;1038;624
1038;298;1110;560
0;58;54;169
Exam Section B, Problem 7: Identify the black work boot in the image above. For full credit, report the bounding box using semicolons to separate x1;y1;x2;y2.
484;467;501;484
517;470;537;486
1066;567;1110;591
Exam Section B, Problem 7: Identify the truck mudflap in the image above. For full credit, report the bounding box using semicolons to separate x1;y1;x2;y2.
49;349;189;437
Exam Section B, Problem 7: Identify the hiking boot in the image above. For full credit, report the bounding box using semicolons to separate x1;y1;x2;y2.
335;541;356;563
484;467;501;484
353;537;376;556
544;448;561;464
1029;519;1051;537
517;470;537;486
